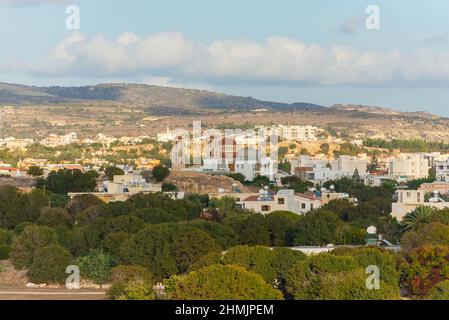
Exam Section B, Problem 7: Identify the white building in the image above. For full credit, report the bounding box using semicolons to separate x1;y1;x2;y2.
391;189;449;221
255;125;319;142
435;160;449;182
237;189;322;215
388;154;430;180
157;127;176;143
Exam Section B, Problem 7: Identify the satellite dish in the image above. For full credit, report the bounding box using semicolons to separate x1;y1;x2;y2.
218;188;225;194
367;226;377;235
320;187;327;192
330;185;335;190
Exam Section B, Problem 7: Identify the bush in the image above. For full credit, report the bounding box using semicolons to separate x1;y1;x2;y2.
401;223;449;252
109;279;155;300
108;265;154;300
76;250;115;284
27;245;72;284
172;264;284;300
10;225;58;269
399;245;449;297
427;280;449;300
0;246;11;260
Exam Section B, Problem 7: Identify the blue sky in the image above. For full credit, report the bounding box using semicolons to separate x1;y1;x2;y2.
2;0;449;116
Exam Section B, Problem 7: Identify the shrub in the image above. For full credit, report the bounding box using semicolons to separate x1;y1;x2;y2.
427;280;449;300
107;265;154;301
399;245;449;297
76;250;115;284
0;246;11;260
27;245;72;284
172;264;284;300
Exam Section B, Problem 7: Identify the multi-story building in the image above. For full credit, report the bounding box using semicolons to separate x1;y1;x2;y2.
391;189;449;221
388;154;430;180
435;160;449;182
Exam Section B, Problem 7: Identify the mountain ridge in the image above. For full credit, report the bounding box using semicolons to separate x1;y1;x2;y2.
0;82;442;119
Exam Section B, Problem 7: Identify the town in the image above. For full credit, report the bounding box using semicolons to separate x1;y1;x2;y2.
1;121;449;300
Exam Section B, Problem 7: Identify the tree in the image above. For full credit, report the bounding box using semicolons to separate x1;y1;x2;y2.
10;225;58;269
291;210;339;246
118;224;179;281
152;165;170;182
171;264;283;300
68;194;104;215
36;207;73;229
285;253;400;300
0;186;47;229
76;250;115;284
223;246;306;286
401;223;449;252
104;166;124;180
171;228;221;273
162;183;178;192
27;166;44;177
401;206;437;233
38;169;98;195
109;279;155;300
27;245;72;284
266;211;301;247
223;246;277;284
189;220;238;249
227;214;271;246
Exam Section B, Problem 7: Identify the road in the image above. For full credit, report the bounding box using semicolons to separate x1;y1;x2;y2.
0;287;107;300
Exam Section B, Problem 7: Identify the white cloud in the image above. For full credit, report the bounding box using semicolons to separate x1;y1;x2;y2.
0;0;70;6
9;31;449;87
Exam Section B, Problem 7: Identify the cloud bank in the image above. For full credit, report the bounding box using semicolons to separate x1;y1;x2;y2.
8;31;449;87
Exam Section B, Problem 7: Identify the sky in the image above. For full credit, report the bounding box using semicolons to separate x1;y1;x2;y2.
2;0;449;116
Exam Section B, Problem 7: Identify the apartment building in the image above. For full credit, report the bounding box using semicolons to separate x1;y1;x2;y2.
388;154;430;180
255;125;319;142
435;160;449;182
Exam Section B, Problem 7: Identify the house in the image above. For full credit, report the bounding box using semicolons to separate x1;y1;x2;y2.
391;189;449;221
68;174;181;203
236;189;322;215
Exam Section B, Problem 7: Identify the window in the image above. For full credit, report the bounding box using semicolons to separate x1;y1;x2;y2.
301;203;306;209
406;192;411;198
261;205;271;212
278;198;285;205
311;204;314;210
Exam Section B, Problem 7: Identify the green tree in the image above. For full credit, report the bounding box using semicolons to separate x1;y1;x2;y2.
266;211;301;246
27;245;72;284
10;225;58;269
27;166;44;177
401;222;449;252
36;207;73;229
152;165;170;182
104;166;125;180
171;228;221;273
401;206;437;233
171;264;283;300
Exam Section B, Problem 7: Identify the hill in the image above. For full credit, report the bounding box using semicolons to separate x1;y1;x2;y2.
0;82;325;115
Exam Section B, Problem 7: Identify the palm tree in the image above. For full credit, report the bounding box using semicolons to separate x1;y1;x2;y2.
401;206;436;233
